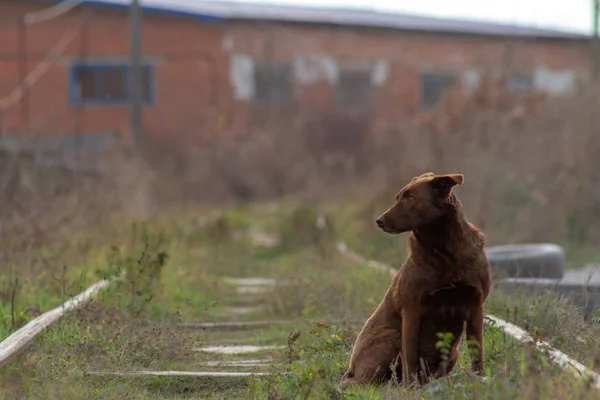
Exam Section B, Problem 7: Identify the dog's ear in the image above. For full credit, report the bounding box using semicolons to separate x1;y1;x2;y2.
412;172;435;181
431;174;464;198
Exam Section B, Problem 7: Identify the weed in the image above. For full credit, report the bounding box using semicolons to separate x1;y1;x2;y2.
1;201;599;399
435;331;455;374
276;204;336;257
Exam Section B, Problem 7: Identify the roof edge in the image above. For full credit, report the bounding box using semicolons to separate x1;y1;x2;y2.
32;0;591;40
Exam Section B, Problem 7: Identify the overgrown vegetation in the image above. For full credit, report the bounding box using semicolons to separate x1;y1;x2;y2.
2;77;600;262
1;75;600;398
0;203;599;399
151;77;600;261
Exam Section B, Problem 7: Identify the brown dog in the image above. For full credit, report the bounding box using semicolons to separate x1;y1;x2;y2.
340;172;491;389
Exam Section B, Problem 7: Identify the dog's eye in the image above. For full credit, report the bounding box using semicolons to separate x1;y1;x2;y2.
402;193;413;201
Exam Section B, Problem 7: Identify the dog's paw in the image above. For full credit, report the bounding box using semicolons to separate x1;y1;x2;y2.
338;377;358;392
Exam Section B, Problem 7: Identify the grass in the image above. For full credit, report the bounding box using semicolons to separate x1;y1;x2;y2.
1;200;600;399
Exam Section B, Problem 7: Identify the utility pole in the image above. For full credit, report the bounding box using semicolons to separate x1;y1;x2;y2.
130;0;143;149
592;0;600;80
595;0;599;37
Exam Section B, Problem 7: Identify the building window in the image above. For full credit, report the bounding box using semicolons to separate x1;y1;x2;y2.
336;69;372;112
70;64;153;106
253;62;291;107
420;72;457;109
507;74;533;95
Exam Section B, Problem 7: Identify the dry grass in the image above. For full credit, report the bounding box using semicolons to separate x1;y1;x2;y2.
3;73;598;255
0;70;600;398
140;74;600;256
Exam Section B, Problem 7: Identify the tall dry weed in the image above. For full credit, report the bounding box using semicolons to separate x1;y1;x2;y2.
2;72;599;252
367;75;600;246
0;138;156;251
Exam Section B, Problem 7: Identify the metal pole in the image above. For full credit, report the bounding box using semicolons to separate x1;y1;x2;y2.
593;0;600;80
75;11;89;158
595;0;599;37
19;18;29;135
129;0;143;149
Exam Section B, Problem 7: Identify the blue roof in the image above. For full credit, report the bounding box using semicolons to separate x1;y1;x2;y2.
39;0;590;39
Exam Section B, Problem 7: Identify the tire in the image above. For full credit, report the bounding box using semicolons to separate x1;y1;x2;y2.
485;243;566;279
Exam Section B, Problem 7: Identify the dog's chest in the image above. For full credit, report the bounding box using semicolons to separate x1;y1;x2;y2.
421;284;481;317
417;285;479;357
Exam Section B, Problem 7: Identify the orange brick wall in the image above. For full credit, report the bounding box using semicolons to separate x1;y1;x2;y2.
0;0;592;141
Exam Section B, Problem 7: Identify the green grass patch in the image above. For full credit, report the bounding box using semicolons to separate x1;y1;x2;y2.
1;200;600;399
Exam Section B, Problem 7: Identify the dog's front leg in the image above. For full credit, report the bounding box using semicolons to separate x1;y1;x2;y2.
466;302;485;375
401;307;421;385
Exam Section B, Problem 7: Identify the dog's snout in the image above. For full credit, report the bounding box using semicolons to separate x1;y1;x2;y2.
376;217;385;228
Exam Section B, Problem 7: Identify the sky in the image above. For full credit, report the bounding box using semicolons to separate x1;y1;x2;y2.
225;0;593;34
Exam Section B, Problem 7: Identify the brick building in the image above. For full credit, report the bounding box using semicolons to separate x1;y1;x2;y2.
0;0;592;155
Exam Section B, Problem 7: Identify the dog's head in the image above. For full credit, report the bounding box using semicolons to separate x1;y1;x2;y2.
375;172;464;234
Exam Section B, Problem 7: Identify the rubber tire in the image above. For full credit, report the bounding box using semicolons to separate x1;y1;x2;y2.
485;243;566;279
